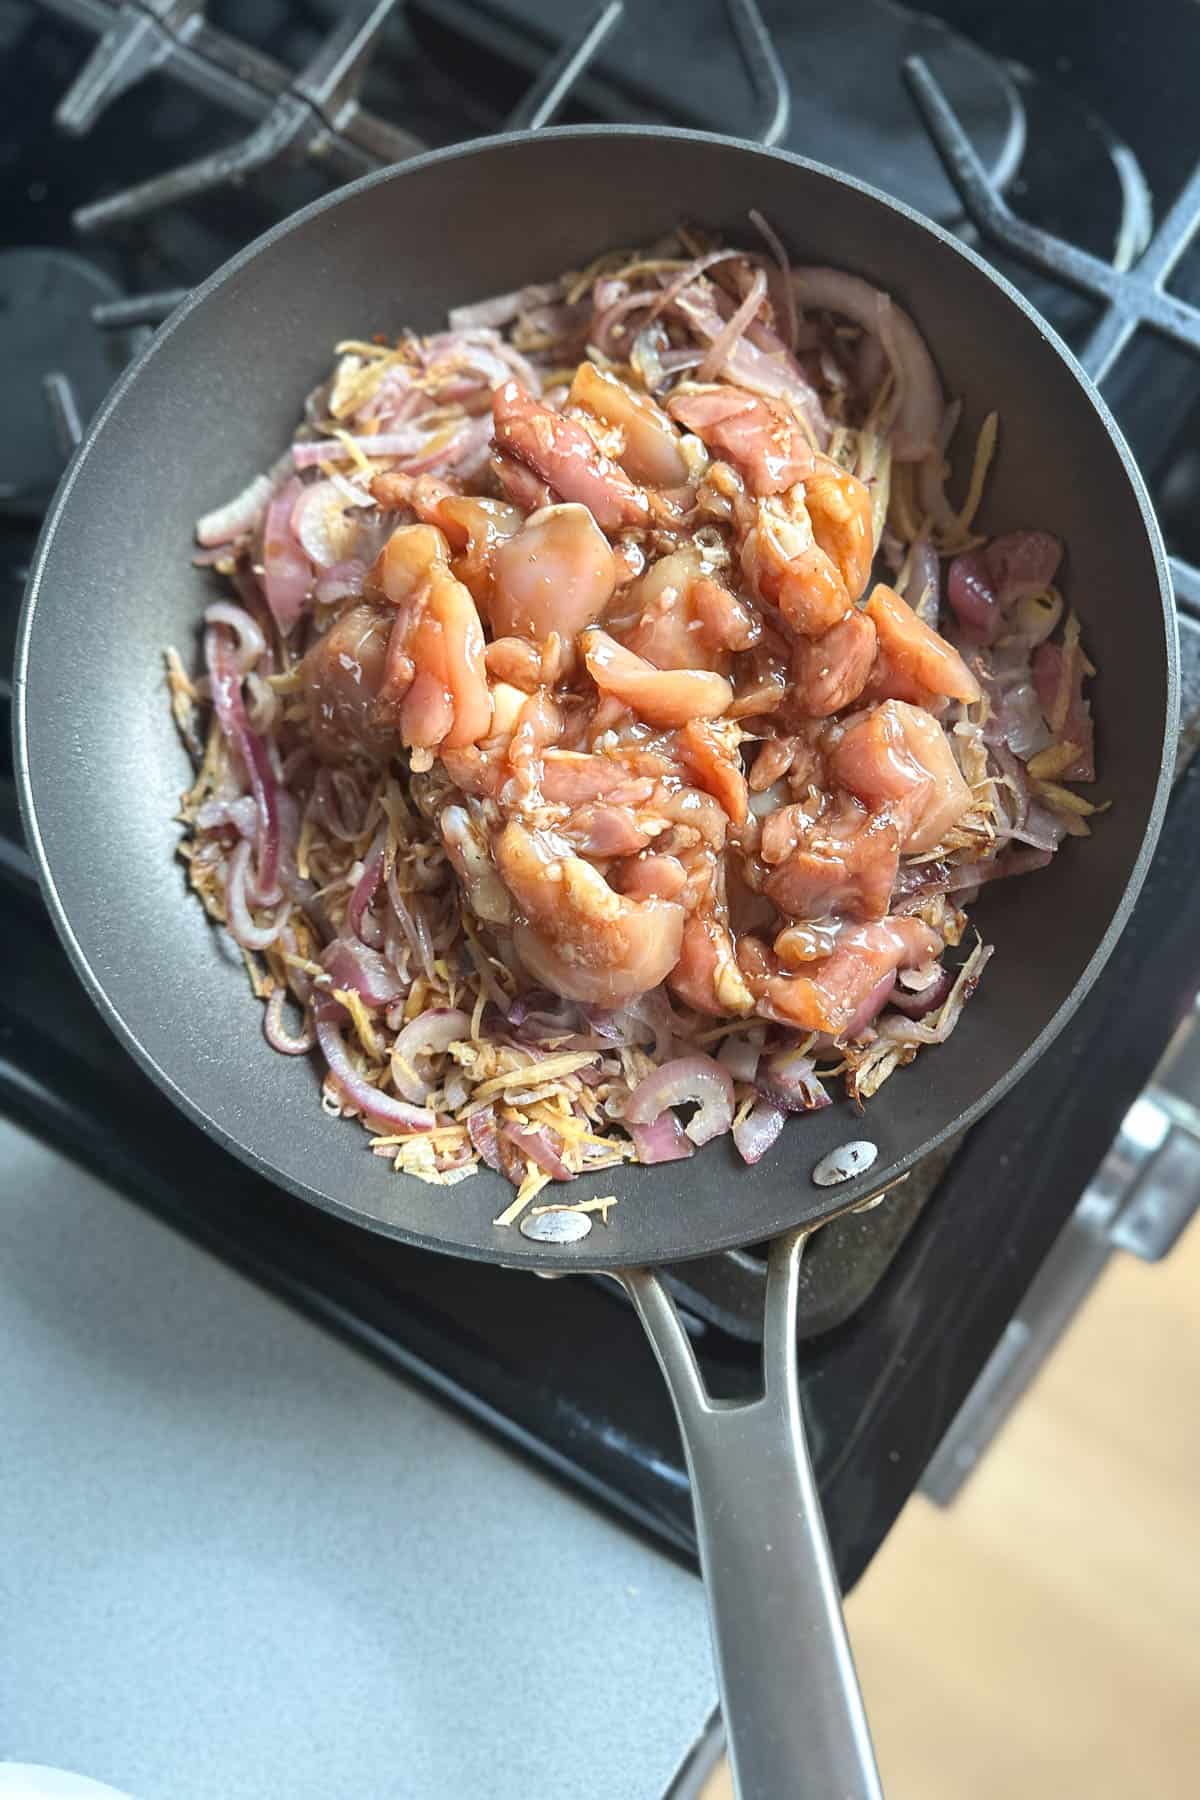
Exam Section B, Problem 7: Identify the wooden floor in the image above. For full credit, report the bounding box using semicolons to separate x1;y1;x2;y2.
701;1215;1200;1798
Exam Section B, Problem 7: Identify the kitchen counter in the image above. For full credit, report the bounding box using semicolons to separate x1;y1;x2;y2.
0;1120;717;1799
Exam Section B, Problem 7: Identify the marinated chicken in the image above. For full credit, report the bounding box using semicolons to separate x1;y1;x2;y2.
176;227;1098;1204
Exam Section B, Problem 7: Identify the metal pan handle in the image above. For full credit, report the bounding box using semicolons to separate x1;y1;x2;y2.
620;1231;882;1800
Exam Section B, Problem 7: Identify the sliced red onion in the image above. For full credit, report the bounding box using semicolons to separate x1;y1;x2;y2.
697;266;768;382
628;1112;695;1164
263;985;316;1055
467;1105;504;1171
1032;640;1095;781
887;965;954;1019
671;284;829;443
314;558;367;606
196;473;273;547
902;533;940;628
205;624;280;896
225;840;290;950
986;677;1052;761
733;1100;787;1166
311;766;369;844
261;476;311;633
625;1055;735;1147
757;1046;830;1113
385;864;436;982
946;847;1054;893
848;972;898;1037
203;600;266;673
948;549;1000;642
348;826;387;946
630;322;668;391
321;936;406;1007
717;1027;765;1084
291;479;356;570
449;283;555;331
195;794;259;837
620;988;682;1063
510;990;578;1039
749;208;798;352
292;426;439;468
315;1004;435;1132
1008;800;1068;853
500;1121;574;1181
987;530;1062;609
390;1008;470;1103
791;268;942;460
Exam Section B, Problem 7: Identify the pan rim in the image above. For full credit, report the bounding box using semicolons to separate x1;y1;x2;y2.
13;123;1180;1271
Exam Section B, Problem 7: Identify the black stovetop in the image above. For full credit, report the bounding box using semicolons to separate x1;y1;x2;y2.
5;0;1200;1588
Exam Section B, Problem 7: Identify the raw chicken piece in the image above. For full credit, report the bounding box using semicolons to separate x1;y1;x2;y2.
831;700;972;855
492;380;650;529
865;582;982;707
666;384;816;495
753;917;942;1034
569;361;691;487
765;804;901;921
496;821;684;1005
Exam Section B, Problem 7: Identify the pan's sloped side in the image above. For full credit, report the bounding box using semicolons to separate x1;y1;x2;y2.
15;128;1176;1270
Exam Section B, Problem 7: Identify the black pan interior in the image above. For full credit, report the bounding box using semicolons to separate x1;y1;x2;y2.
16;128;1176;1270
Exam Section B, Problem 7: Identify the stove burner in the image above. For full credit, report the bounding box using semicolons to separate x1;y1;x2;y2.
0;248;127;514
415;0;1025;223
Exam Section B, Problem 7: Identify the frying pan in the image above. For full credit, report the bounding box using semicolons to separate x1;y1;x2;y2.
15;127;1176;1798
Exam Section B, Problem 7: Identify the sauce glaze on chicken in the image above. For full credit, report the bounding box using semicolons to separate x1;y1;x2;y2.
173;228;1099;1206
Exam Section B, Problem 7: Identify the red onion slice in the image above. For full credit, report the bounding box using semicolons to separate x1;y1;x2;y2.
321;937;406;1008
261;476;312;633
717;1027;765;1084
947;846;1056;894
203;600;266;673
791;268;942;461
842;972;898;1040
986;530;1062;609
468;1105;504;1172
887;966;954;1019
625;1055;735;1147
628;1113;695;1165
948;549;999;642
697;267;768;382
348;826;387;947
757;1047;830;1114
390;1008;471;1103
263;986;316;1055
290;479;361;570
315;1005;435;1133
314;558;367;606
902;533;941;627
196;473;273;547
385;865;436;983
225;839;290;950
500;1121;574;1181
733;1101;787;1166
205;623;281;896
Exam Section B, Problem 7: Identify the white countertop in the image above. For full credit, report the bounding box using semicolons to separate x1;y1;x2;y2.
0;1119;717;1799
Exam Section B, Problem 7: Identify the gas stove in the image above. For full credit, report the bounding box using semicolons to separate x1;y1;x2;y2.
5;0;1200;1589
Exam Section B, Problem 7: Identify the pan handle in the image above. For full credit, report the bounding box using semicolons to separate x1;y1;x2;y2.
620;1231;882;1800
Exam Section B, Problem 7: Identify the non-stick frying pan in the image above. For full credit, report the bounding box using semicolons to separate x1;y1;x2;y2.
16;127;1176;1797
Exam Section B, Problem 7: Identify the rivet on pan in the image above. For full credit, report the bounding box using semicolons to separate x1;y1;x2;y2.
851;1172;910;1213
812;1141;879;1187
519;1208;593;1244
